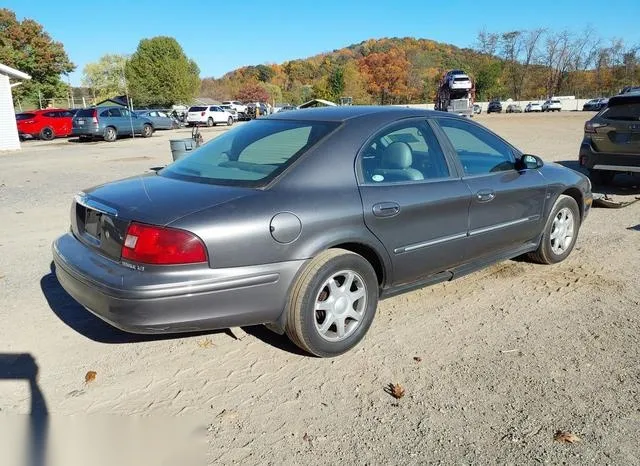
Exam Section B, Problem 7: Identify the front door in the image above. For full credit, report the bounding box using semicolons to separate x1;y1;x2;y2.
358;119;471;286
435;117;547;261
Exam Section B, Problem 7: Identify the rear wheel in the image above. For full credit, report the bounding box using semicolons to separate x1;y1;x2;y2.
528;195;580;264
207;117;214;127
141;124;153;138
103;126;117;142
588;169;615;186
285;249;378;357
39;127;55;141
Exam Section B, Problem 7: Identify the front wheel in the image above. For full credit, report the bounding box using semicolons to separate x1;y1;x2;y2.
285;249;378;357
227;117;233;126
528;194;580;264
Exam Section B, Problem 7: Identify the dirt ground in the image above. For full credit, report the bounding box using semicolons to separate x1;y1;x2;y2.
0;112;638;465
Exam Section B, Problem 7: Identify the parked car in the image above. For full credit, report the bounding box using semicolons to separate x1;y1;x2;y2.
506;104;522;113
135;110;178;130
472;104;482;115
582;98;606;111
487;100;502;113
221;100;248;116
542;99;562;112
72;106;154;142
16;108;75;140
525;102;543;112
52;106;592;357
579;93;640;185
186;106;234;127
620;86;640;95
219;105;239;120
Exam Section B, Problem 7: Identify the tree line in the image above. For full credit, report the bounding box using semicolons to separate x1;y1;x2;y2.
1;6;638;110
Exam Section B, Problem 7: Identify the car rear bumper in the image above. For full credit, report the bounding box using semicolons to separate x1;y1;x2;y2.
72;127;102;136
579;141;640;172
52;232;304;334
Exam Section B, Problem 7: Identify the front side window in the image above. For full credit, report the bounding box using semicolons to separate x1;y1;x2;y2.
438;118;515;176
160;120;338;187
360;120;450;184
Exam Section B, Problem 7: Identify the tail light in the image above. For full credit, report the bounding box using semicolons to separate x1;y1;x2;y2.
201;111;206;116
90;109;98;124
584;121;607;133
121;222;207;265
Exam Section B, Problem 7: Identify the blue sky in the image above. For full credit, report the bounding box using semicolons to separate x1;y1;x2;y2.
4;0;640;85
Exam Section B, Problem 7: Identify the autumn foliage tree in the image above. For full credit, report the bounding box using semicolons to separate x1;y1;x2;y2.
0;8;75;105
358;49;410;103
235;82;270;102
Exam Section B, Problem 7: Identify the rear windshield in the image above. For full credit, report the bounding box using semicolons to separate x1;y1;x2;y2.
75;108;96;117
601;102;640;121
454;77;469;81
16;113;36;120
188;106;206;112
551;100;560;104
160;119;339;187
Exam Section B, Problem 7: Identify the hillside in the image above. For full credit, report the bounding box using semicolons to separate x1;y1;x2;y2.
200;37;503;105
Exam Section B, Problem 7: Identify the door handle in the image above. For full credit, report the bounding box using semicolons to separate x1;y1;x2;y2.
476;190;496;202
372;202;400;218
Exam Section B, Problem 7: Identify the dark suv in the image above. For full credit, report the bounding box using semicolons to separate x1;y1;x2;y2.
487;100;502;113
579;93;640;185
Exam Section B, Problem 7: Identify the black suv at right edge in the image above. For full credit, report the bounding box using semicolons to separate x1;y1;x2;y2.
487;100;502;113
580;93;640;185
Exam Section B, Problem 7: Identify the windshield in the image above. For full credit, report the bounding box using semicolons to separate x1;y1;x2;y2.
16;113;36;120
188;106;206;112
75;108;95;117
601;102;640;121
160;119;339;187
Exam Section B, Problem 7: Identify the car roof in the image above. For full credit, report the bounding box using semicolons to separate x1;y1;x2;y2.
608;93;640;106
266;105;449;123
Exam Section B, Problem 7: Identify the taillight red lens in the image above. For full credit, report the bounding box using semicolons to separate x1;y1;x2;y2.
121;222;207;265
201;111;205;116
91;109;98;124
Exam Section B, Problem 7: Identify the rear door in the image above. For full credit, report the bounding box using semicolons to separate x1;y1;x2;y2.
590;97;640;154
435;117;547;260
211;106;225;123
358;118;471;286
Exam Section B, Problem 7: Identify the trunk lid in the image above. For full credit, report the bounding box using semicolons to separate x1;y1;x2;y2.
591;96;640;154
71;174;254;260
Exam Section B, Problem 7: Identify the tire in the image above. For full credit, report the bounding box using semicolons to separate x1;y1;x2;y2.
227;117;233;126
285;249;378;357
103;126;117;142
207;117;214;127
528;194;581;265
588;169;615;186
39;127;55;141
141;124;153;138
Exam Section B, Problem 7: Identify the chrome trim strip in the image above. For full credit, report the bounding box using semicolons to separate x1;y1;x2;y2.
394;232;467;254
593;164;640;173
469;215;540;236
74;193;119;217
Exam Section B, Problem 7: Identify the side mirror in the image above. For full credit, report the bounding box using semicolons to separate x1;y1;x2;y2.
519;154;544;170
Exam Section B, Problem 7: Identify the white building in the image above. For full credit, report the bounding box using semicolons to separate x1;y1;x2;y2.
0;63;31;151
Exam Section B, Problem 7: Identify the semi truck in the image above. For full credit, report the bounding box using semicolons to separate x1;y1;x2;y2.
434;70;475;117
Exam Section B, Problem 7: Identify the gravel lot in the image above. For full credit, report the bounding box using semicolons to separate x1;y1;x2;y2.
1;113;638;465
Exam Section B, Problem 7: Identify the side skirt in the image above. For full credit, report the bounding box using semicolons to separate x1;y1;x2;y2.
380;241;538;300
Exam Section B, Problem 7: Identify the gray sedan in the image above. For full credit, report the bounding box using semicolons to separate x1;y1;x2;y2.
52;107;592;357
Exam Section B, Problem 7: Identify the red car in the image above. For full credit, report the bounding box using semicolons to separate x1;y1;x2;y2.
16;108;76;140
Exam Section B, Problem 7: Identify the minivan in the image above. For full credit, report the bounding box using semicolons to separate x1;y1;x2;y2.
72;106;154;142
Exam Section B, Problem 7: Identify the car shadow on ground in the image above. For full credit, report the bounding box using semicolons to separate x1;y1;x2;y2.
40;263;307;355
555;160;640;196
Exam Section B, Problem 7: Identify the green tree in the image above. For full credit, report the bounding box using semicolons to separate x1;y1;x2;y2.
327;67;345;100
125;36;199;106
81;54;128;102
260;82;282;105
0;8;74;105
474;61;503;100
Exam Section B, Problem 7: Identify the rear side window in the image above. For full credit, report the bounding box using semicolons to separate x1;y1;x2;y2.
100;108;122;117
16;113;36;120
160;120;339;187
438;118;515;176
189;106;206;112
601;103;640;121
43;111;57;117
